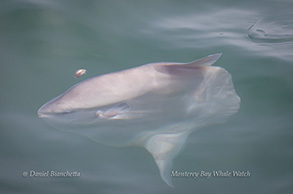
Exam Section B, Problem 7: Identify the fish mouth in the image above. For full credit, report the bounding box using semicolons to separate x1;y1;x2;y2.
38;109;52;118
38;107;75;118
38;104;52;118
38;112;47;118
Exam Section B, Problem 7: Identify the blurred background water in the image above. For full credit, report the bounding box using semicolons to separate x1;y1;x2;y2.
1;0;293;193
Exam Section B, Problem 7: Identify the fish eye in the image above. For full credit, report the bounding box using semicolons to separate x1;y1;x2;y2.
94;110;102;118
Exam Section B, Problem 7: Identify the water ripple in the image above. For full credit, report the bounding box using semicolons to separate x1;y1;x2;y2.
247;20;293;43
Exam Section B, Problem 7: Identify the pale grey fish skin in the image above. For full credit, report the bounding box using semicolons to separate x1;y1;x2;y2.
38;54;240;187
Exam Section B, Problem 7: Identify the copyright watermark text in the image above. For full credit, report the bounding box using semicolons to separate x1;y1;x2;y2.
22;170;80;178
171;170;251;179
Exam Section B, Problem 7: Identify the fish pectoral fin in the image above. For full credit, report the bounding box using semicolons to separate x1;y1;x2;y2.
95;102;130;119
143;132;189;187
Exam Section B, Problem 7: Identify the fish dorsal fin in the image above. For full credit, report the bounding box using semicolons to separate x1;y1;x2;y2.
184;53;222;67
153;53;222;74
143;131;189;187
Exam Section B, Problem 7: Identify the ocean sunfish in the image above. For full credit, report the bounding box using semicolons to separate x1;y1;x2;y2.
38;54;240;187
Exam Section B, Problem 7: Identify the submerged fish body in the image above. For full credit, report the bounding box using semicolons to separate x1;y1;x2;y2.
38;54;240;186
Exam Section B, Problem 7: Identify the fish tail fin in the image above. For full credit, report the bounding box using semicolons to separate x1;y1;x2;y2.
143;131;189;187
